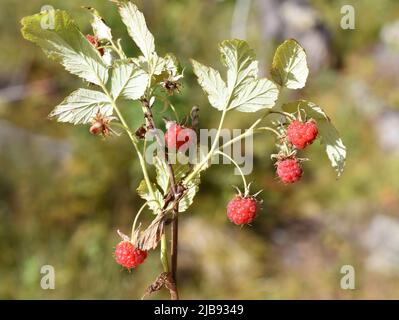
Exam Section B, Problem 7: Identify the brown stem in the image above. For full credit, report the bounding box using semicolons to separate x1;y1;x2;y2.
141;98;180;300
171;209;179;290
142;272;178;300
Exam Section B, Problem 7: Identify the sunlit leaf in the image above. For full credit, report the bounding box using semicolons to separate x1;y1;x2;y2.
220;39;279;112
110;60;148;100
84;7;113;41
21;10;109;86
191;59;228;110
220;39;258;93
271;39;309;89
229;78;279;112
48;88;112;125
114;0;155;61
137;180;163;214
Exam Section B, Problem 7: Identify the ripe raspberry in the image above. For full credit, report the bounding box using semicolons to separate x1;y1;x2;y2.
276;158;303;184
287;120;318;150
114;241;147;269
227;196;257;225
164;123;195;151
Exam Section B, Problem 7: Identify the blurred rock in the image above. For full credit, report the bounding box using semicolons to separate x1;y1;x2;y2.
348;81;385;118
256;0;332;72
374;110;399;154
179;217;262;296
0;119;72;165
380;20;399;52
361;215;399;274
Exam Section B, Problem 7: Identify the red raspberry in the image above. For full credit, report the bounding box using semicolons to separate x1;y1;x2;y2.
287;120;318;150
114;241;147;269
164;123;195;151
86;34;104;56
227;196;257;225
276;158;303;184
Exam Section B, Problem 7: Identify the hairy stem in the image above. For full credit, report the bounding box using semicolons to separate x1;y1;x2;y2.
184;108;228;184
99;86;158;208
140;97;180;300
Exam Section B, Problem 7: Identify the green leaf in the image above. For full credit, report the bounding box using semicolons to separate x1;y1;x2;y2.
191;59;228;110
48;88;112;124
220;39;279;112
137;180;163;214
114;0;155;61
154;156;170;194
154;155;200;213
282;100;347;176
172;157;200;213
271;39;309;89
229;78;279;112
84;7;113;41
21;10;109;86
179;174;200;213
219;39;258;93
164;53;183;78
110;60;148;100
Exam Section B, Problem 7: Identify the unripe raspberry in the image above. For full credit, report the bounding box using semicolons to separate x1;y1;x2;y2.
227;196;257;225
114;241;147;269
89;121;103;135
276;158;303;184
164;122;195;151
287;120;318;149
86;34;104;56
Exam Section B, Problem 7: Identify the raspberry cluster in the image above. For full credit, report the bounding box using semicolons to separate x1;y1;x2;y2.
273;119;319;184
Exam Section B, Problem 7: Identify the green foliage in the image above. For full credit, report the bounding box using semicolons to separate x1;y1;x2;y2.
191;59;228;110
21;10;109;86
84;7;113;41
136;180;163;213
110;61;148;100
192;39;279;112
271;39;309;90
154;156;200;213
115;0;155;61
13;0;358;300
3;0;398;300
48;89;113;124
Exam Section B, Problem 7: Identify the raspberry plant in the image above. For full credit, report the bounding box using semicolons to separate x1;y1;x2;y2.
21;0;346;299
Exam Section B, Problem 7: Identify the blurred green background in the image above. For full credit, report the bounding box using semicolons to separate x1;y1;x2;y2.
1;0;399;299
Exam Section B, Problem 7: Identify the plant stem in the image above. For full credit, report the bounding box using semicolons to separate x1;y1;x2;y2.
99;84;159;208
216;150;248;191
131;203;148;240
160;233;170;273
140;97;180;299
184;108;228;184
170;211;179;299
